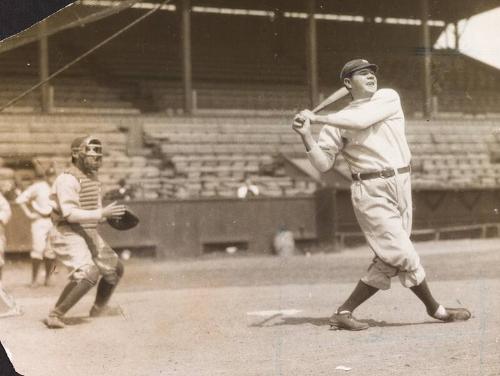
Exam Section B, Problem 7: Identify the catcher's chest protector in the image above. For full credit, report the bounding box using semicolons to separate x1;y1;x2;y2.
69;167;101;229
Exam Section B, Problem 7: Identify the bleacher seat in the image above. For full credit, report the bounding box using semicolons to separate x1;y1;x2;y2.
150;116;500;195
0;111;499;198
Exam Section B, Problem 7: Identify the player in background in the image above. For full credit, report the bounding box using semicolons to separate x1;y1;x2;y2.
293;59;471;330
0;192;11;284
44;136;126;329
15;166;57;287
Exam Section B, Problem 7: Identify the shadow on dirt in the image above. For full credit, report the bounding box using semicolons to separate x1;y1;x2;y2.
250;316;441;328
62;317;92;326
360;318;442;328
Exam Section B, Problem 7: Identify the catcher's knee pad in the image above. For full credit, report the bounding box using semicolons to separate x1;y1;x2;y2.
71;264;100;285
102;260;124;285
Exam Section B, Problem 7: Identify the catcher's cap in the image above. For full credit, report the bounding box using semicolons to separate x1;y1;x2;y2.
71;136;86;151
340;59;378;81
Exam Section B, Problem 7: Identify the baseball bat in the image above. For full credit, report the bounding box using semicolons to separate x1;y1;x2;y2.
312;86;349;113
295;86;349;126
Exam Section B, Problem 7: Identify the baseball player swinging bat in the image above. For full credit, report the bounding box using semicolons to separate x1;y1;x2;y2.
294;86;349;127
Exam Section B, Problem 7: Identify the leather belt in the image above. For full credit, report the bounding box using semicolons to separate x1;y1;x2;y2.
351;165;411;181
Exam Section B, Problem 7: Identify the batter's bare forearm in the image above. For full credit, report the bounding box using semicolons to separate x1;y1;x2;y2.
300;133;316;152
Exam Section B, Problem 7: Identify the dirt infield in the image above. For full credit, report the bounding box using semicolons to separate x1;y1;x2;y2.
1;239;499;376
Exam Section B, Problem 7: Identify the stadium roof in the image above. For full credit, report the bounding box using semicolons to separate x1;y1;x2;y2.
1;0;497;55
167;0;499;23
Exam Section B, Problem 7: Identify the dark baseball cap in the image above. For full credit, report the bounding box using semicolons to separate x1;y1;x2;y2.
340;59;378;81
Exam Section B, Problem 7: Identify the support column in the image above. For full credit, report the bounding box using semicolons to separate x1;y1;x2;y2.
38;21;52;113
271;8;284;60
454;21;460;51
180;0;193;114
306;0;319;108
420;0;432;118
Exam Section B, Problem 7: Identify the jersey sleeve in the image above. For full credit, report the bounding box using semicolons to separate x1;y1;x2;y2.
53;173;81;218
15;184;35;205
325;88;401;130
306;126;343;172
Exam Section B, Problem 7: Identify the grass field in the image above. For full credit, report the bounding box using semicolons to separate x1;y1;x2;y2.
1;238;499;376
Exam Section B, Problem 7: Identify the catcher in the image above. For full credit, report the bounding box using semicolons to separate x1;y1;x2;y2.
44;136;135;329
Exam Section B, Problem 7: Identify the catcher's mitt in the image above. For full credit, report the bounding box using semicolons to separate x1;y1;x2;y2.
107;208;139;231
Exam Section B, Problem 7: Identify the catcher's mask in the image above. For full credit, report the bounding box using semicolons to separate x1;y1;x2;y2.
71;136;103;173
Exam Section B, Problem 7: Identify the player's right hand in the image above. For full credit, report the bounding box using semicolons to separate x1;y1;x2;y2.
292;115;311;136
102;201;126;219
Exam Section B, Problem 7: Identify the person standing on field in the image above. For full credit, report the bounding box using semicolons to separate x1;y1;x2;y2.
293;59;471;330
43;136;126;329
16;166;57;287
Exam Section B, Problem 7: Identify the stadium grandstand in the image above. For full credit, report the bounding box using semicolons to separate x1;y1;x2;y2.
1;0;500;256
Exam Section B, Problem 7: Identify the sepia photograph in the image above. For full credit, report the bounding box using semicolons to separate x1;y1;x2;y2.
0;0;499;375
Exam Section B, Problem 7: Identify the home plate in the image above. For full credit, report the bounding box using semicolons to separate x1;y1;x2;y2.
247;309;302;317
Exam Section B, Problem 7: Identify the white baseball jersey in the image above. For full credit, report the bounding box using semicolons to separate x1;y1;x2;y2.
307;88;411;173
15;181;53;218
16;181;55;259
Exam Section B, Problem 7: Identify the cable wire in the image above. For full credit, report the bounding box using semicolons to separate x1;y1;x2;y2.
0;0;170;112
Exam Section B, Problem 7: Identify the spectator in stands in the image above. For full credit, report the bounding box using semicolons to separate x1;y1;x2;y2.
174;185;190;200
237;177;260;199
0;191;12;284
103;178;135;202
15;166;57;287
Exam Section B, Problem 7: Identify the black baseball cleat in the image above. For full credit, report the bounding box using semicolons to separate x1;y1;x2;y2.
441;307;472;322
329;311;369;331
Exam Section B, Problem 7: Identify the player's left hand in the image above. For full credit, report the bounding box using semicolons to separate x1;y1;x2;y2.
299;109;316;122
102;201;126;219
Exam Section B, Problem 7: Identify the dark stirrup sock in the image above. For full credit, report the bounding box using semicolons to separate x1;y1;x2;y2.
93;278;118;308
337;280;379;313
51;279;95;317
94;261;124;308
410;279;440;315
44;258;56;275
44;258;56;281
31;259;42;284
